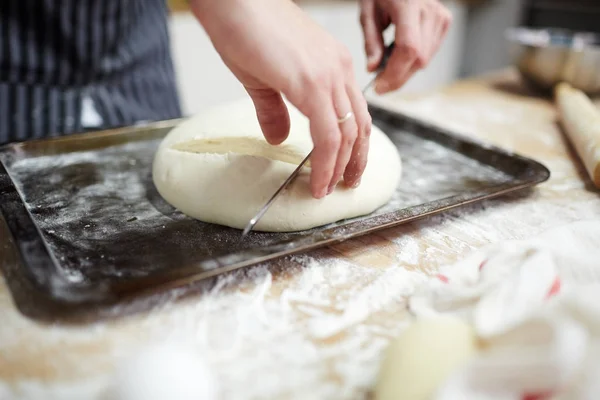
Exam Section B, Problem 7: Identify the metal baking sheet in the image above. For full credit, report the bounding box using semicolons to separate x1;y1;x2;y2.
0;104;550;321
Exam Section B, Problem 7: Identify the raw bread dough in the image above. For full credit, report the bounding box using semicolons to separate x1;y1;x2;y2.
152;98;401;232
375;316;479;400
110;342;217;400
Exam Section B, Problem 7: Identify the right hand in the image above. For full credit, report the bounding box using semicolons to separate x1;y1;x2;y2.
360;0;452;94
190;0;372;199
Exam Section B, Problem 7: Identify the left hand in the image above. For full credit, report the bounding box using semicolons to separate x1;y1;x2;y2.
359;0;452;94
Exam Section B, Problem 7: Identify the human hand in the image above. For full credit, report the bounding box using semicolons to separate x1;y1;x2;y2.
190;0;372;199
360;0;452;94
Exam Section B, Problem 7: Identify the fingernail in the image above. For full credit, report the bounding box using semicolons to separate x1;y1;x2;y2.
316;187;327;199
374;79;387;94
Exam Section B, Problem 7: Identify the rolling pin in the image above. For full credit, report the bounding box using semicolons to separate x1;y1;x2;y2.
555;82;600;189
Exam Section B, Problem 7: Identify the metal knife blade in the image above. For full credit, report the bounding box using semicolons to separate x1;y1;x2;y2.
241;150;312;238
240;42;395;238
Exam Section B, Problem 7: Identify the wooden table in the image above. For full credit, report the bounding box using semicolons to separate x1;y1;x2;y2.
1;69;599;400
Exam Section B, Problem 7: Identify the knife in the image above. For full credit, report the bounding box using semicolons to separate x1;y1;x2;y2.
240;150;312;237
240;42;396;238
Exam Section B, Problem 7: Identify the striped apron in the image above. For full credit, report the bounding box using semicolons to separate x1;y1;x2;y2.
0;0;182;145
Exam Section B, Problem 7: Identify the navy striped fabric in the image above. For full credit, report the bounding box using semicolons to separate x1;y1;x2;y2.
0;0;182;144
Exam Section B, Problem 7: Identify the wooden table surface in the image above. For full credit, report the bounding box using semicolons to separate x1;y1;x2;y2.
1;69;599;400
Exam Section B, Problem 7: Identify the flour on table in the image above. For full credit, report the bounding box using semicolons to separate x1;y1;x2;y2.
141;255;429;400
0;251;429;400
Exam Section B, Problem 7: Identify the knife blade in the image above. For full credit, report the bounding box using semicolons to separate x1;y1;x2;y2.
241;150;312;237
240;42;396;238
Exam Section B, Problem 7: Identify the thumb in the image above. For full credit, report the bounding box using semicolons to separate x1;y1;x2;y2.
245;87;291;145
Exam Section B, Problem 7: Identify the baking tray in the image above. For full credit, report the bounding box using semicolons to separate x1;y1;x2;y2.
0;104;550;322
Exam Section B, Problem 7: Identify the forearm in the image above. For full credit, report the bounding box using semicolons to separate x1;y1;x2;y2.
186;0;245;30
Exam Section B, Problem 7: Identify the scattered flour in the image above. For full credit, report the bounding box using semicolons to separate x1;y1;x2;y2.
0;252;431;400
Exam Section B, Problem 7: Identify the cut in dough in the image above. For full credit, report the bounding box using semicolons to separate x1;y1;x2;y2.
375;316;479;400
170;136;311;167
152;98;401;232
555;82;600;188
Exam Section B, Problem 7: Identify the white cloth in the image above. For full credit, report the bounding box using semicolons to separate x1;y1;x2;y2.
406;220;600;400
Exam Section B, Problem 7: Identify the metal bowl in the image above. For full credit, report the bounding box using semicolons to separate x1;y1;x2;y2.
505;27;600;94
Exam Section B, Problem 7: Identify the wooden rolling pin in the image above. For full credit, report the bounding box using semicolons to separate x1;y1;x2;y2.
555;82;600;189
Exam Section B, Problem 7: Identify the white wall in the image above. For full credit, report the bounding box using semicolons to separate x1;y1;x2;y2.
460;0;524;77
168;0;468;116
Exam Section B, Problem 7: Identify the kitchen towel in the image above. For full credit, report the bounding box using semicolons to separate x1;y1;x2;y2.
406;219;600;400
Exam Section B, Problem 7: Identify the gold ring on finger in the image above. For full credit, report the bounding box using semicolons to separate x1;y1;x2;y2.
337;111;353;124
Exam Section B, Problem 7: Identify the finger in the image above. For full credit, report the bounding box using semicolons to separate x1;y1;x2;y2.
426;27;445;68
307;96;340;199
373;46;416;95
430;5;452;59
420;6;437;64
359;0;385;72
420;2;452;64
384;58;422;93
374;2;423;94
343;80;371;188
246;87;290;145
329;83;358;194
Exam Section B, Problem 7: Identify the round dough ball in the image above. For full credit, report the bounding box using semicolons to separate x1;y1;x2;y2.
110;342;217;400
152;98;401;232
375;316;479;400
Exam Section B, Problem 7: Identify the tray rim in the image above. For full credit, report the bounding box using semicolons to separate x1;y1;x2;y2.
0;103;551;322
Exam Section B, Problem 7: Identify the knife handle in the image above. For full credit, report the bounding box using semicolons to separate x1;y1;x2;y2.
377;41;396;72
